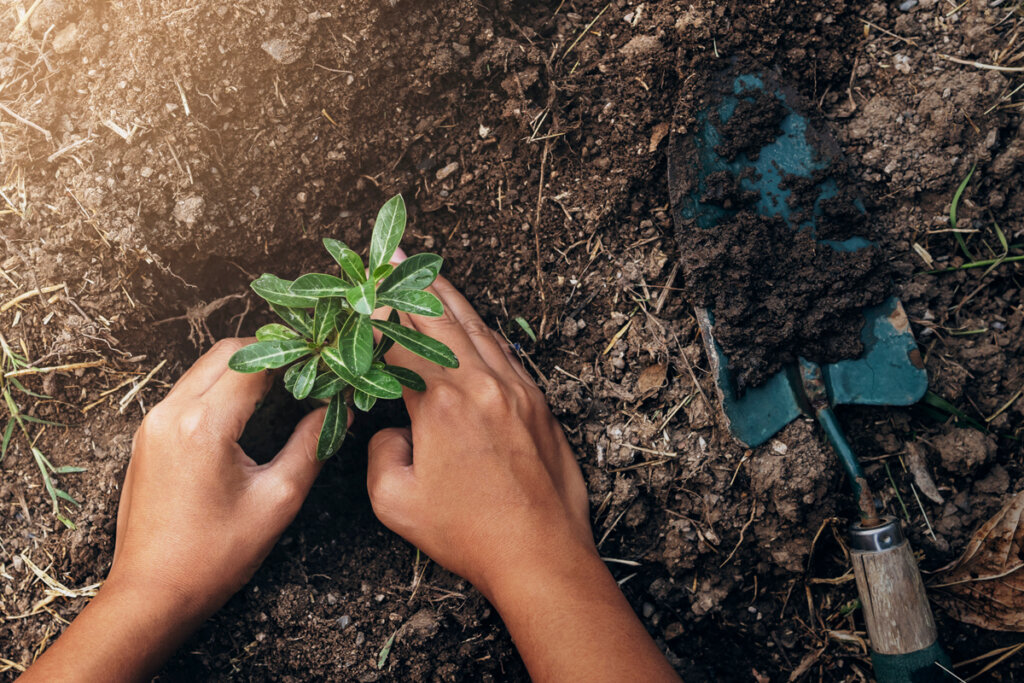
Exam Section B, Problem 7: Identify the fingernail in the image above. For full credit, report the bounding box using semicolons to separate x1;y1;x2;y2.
391;246;408;264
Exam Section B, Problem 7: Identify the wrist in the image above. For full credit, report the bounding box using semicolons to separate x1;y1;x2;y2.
478;537;610;610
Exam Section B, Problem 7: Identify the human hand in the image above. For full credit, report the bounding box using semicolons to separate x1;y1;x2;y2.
23;339;342;683
366;274;678;682
365;276;596;599
108;337;342;618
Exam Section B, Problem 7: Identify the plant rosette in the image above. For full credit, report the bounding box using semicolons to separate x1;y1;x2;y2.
228;194;457;461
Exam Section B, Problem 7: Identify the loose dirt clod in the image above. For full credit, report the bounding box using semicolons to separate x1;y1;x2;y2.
680;211;891;389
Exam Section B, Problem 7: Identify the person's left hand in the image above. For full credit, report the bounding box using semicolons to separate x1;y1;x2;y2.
108;337;341;618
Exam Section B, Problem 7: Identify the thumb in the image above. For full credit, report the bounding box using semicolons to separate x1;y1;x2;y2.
366;427;414;515
266;406;341;501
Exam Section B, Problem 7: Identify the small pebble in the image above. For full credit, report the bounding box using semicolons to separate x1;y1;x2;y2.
899;0;918;10
337;614;352;630
642;602;655;619
355;631;366;647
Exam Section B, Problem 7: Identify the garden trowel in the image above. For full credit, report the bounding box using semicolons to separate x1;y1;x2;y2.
668;70;950;682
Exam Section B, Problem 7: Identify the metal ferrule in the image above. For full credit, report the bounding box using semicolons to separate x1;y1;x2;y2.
849;516;904;552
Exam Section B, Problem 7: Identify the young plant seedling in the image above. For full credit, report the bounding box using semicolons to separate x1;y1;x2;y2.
228;194;457;461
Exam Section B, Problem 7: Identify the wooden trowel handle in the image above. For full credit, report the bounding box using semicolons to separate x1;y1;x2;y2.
849;517;951;682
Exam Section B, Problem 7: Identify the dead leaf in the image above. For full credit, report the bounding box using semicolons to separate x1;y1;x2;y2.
931;490;1024;630
649;122;670;153
635;363;667;397
906;442;944;504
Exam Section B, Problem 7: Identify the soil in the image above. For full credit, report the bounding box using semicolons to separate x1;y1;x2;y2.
680;211;891;389
713;90;788;162
2;0;1024;681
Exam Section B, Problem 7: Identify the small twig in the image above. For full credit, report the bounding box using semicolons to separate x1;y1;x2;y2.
4;359;105;378
0;284;67;313
118;359;167;413
720;503;758;567
860;19;917;46
47;136;95;163
0;104;53;141
939;54;1024;72
563;3;611;58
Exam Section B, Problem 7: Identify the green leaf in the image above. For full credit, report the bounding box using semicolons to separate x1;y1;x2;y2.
252;274;319;308
323;238;366;284
353;389;377;412
228;340;312;373
21;414;62;427
373;264;394;282
292;356;319;400
377;631;397;670
283;361;303;394
950;164;976;260
313;297;344;345
345;280;376;316
370;320;459;368
316;393;348;461
290;273;349;299
514;316;537;342
53;465;87;474
270;303;315;338
337;313;374;376
380;365;426;391
322;349;403;398
309;371;346;400
377;290;443;317
256;323;300;341
369;194;407;273
372;309;401;360
378;253;442;294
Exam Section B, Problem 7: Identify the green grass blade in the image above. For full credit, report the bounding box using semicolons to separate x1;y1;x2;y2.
950;163;976;260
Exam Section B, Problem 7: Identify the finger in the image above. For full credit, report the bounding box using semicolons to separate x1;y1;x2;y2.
201;361;275;441
489;329;539;387
366;427;415;516
166;338;255;401
264;406;338;499
411;276;508;373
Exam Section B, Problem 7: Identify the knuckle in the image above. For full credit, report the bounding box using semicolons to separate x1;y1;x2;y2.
176;405;213;443
426;379;462;410
211;337;248;356
267;477;303;512
475;373;510;410
463;318;493;340
367;473;402;516
139;402;174;439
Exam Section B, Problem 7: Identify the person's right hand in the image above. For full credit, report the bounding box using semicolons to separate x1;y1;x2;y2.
366;275;596;599
366;269;679;683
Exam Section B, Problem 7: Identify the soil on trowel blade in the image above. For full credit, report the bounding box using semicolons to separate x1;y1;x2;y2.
713;90;787;162
680;210;892;389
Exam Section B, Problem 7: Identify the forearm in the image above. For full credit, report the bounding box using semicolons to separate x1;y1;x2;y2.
20;578;206;683
484;545;680;683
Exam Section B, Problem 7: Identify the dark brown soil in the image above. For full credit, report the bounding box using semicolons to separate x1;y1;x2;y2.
3;0;1024;681
680;211;891;389
713;90;787;162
